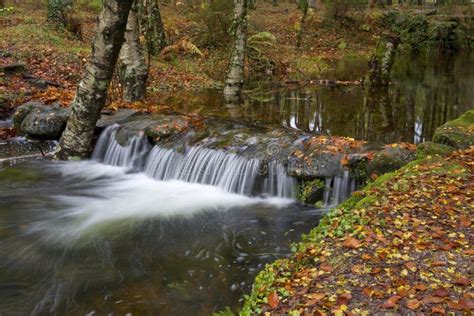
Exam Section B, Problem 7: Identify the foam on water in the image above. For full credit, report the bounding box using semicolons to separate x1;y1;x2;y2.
35;162;293;240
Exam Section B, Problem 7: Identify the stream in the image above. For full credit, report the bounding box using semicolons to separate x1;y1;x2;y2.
0;52;472;315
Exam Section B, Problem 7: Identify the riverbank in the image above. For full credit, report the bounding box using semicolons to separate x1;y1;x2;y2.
241;112;474;314
1;2;472;124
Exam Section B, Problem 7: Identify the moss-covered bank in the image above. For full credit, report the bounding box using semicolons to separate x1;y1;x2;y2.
241;113;474;315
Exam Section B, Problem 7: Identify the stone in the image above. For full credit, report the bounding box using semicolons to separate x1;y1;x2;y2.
14;102;70;139
432;110;474;149
366;146;415;176
416;141;454;159
96;109;139;128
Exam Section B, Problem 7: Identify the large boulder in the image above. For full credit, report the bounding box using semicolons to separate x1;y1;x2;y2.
433;110;474;149
14;101;70;139
416;141;454;159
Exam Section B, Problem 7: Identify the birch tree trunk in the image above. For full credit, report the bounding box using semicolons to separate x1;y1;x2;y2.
223;0;248;103
118;4;148;102
55;0;135;160
141;0;167;55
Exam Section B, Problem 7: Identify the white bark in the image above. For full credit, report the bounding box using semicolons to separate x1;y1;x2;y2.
223;0;248;103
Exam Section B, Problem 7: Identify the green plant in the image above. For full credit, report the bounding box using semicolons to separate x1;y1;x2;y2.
191;0;234;47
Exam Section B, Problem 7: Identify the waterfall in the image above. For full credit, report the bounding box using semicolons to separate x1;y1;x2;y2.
93;126;297;198
323;170;355;206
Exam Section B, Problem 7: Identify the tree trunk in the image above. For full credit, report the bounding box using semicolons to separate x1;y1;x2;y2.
141;0;167;55
366;34;399;88
55;0;135;160
47;0;73;25
118;4;148;102
223;0;248;104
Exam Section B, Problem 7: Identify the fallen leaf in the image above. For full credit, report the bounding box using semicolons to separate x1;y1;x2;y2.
454;276;470;287
381;295;401;309
433;288;449;298
406;298;420;310
267;291;279;309
343;237;362;249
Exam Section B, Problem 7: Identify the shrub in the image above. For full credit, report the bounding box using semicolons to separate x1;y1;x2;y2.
191;0;234;47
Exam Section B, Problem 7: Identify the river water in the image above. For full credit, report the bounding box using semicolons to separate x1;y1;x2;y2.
0;52;472;315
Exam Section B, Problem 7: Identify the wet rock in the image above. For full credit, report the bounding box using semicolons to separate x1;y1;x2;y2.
432;110;474;149
144;115;190;141
14;102;70;139
96;109;139;128
416;141;454;159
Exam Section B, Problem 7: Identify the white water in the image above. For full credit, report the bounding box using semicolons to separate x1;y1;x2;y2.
34;161;293;240
93;125;297;198
91;125;355;203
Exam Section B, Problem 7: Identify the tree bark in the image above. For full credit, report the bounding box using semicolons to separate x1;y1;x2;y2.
55;0;135;160
366;34;399;88
118;4;148;102
141;0;167;55
223;0;248;104
47;0;73;25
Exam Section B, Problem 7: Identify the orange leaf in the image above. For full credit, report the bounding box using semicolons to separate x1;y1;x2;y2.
267;291;279;309
343;237;362;249
431;305;445;315
381;295;401;309
460;215;471;227
406;298;421;310
454;277;470;287
433;288;449;298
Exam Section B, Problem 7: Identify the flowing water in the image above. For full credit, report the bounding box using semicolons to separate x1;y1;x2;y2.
0;53;472;315
0;125;355;315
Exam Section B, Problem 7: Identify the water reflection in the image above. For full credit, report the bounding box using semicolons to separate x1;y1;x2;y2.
164;52;473;144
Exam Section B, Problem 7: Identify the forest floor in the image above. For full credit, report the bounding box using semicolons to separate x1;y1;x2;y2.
2;2;466;121
242;145;474;315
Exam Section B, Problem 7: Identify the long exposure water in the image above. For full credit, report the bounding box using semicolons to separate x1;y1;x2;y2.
0;52;472;315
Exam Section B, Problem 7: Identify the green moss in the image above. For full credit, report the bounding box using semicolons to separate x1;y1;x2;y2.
416;141;454;159
297;178;325;204
433;110;474;149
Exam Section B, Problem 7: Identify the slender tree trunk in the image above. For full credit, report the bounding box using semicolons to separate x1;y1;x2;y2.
366;34;399;88
55;0;135;160
141;0;167;55
223;0;248;104
47;0;73;25
119;4;148;102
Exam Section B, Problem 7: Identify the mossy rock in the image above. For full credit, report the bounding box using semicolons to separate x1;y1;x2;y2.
366;147;415;176
432;110;474;149
416;141;454;159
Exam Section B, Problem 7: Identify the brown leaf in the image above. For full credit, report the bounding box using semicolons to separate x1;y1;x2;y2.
381;295;401;309
267;291;279;309
336;293;352;306
362;287;374;297
459;215;471;227
343;237;362;249
406;298;421;310
459;299;474;310
430;261;446;267
413;283;428;291
431;305;445;315
454;276;470;287
423;296;445;304
320;263;333;273
433;288;449;298
463;249;474;255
